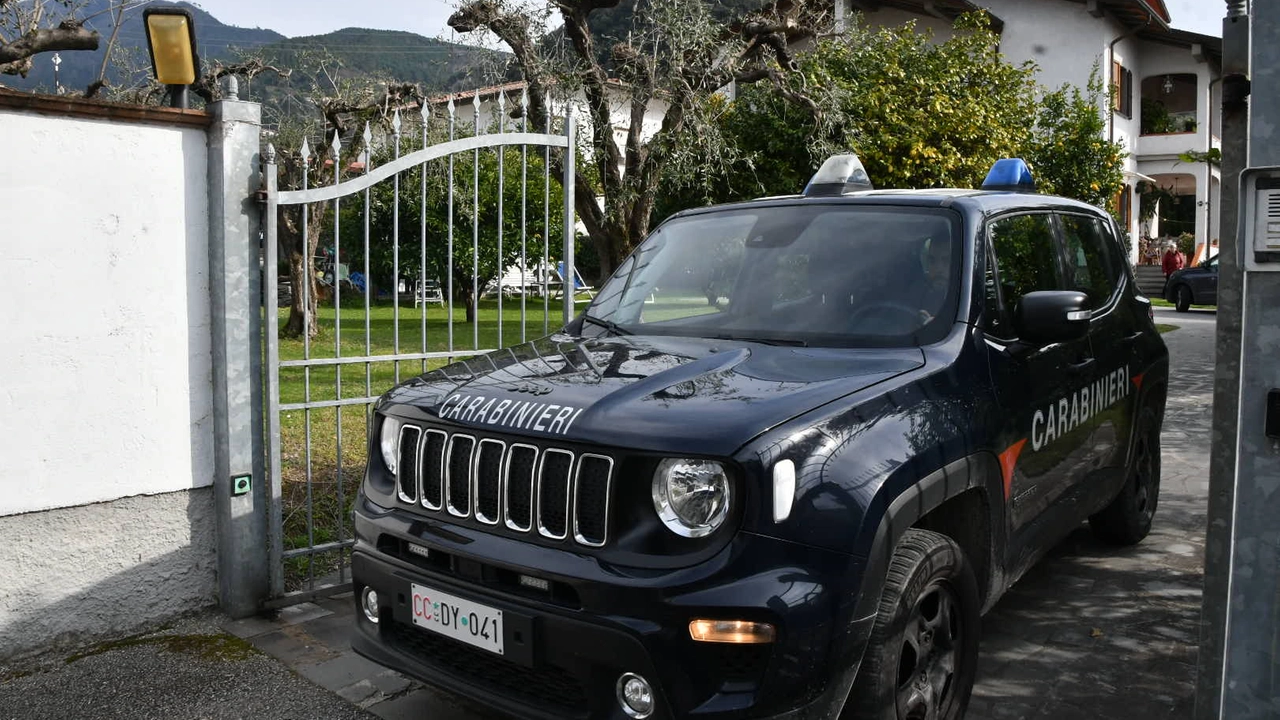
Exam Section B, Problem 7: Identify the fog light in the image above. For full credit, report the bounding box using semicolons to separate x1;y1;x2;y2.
689;619;775;644
616;672;654;719
361;587;380;624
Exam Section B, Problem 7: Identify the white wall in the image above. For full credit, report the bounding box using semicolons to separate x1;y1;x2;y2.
444;87;668;174
978;0;1115;93
1111;32;1143;159
0;109;214;517
852;5;957;40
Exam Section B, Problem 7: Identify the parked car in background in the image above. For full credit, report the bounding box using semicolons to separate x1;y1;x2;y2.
1165;255;1218;312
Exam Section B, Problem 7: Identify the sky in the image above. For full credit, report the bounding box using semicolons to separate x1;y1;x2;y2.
188;0;1226;41
188;0;470;41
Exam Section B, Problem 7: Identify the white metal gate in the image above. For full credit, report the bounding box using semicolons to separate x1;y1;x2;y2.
261;92;578;605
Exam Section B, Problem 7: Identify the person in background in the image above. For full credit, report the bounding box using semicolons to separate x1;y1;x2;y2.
1162;241;1184;291
915;236;951;323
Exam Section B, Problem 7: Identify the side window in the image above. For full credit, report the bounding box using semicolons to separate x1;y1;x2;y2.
1060;214;1120;309
986;213;1061;339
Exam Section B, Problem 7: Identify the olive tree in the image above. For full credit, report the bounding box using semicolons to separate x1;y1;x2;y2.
447;0;833;277
0;0;99;78
663;14;1124;215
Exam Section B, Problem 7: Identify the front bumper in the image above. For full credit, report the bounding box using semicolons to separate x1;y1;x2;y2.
350;493;875;720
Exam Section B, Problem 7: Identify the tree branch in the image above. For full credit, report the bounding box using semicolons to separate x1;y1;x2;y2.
449;0;552;133
612;42;654;184
448;0;611;242
0;20;98;77
558;6;624;198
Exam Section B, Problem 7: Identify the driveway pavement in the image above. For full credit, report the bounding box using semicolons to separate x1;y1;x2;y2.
0;307;1217;719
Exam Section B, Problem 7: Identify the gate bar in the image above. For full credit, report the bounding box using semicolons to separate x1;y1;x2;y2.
264;146;284;599
277;134;569;206
562;109;576;325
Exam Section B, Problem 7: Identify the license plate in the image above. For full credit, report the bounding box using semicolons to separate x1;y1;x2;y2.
410;583;505;655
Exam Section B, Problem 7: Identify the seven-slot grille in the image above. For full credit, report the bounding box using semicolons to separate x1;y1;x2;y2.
396;424;613;547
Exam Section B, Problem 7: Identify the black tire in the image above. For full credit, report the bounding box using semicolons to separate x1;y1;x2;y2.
843;529;980;720
1089;405;1162;545
1174;285;1192;313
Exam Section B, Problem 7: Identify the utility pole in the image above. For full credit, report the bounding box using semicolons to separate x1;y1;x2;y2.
1197;1;1280;716
1196;2;1249;716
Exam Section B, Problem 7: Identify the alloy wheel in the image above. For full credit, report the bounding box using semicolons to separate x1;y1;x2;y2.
895;582;962;720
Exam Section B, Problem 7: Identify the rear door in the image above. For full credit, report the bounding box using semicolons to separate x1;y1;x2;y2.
981;212;1097;562
1058;212;1136;494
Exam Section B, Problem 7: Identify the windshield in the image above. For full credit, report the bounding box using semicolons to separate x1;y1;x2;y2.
584;204;963;347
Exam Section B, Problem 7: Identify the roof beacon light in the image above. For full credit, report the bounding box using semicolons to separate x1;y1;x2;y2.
982;158;1037;192
804;154;874;197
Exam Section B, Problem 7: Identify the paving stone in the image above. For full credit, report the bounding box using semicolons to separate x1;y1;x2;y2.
222;614;282;640
279;602;335;625
298;653;394;693
369;670;414;697
250;624;341;667
337;679;379;705
367;687;491;720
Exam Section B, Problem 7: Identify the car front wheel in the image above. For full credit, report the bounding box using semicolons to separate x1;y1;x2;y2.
843;529;980;720
1174;285;1193;313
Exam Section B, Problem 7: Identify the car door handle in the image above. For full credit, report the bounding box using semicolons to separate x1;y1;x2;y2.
1068;357;1096;373
1123;330;1144;343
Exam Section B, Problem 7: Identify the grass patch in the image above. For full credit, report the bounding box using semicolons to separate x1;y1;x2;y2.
1156;323;1179;334
1150;297;1212;310
272;297;585;587
65;634;257;665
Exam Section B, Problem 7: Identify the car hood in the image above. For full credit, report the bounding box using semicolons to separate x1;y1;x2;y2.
381;333;925;456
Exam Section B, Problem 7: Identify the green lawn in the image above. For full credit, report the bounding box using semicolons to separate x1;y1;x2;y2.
1150;297;1213;310
1156;323;1179;334
270;298;579;587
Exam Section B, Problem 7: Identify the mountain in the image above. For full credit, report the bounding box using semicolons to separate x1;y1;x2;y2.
4;1;502;99
5;0;285;93
259;28;500;91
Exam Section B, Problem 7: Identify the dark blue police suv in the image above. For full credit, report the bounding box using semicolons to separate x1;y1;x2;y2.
350;157;1168;720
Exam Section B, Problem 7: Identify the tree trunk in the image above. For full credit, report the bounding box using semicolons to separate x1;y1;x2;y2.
284;248;318;338
280;204;325;339
590;228;626;280
463;287;477;324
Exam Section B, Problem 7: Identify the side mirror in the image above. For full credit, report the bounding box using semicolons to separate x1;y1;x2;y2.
1015;290;1090;345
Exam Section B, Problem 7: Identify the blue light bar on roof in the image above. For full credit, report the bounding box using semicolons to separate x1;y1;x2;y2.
804;154;874;197
982;158;1037;192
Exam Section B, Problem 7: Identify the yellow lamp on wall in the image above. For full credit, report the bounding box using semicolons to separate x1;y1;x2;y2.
143;6;200;109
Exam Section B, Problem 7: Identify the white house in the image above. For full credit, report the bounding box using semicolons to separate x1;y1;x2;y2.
429;80;670;182
839;0;1223;266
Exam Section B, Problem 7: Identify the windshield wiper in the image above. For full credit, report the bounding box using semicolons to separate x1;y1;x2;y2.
709;334;807;347
582;314;633;336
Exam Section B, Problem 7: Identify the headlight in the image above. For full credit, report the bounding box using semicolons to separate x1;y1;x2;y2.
380;416;403;475
652;459;731;537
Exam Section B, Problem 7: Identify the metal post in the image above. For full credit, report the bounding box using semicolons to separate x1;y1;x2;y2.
207;95;267;617
562;108;576;326
170;85;189;110
1196;5;1250;715
1213;2;1280;715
